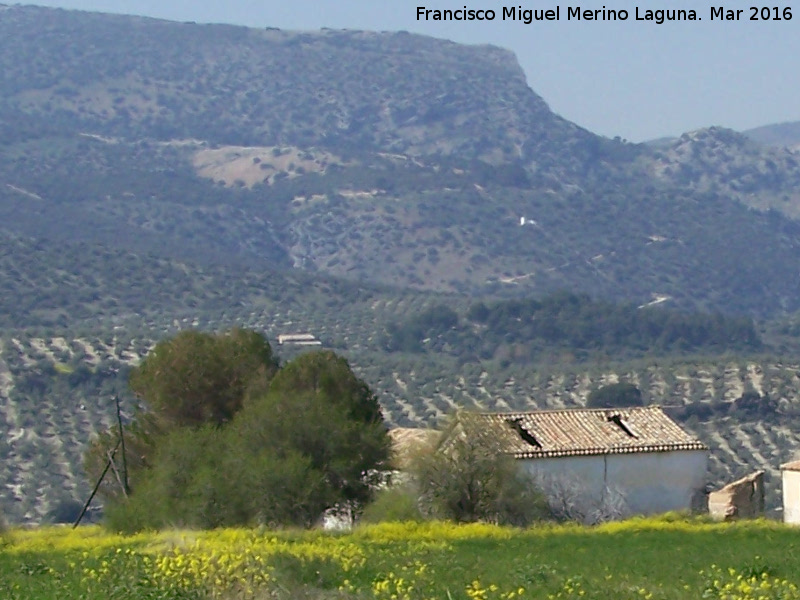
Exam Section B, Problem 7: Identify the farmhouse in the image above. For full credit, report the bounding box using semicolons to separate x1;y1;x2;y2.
448;407;708;516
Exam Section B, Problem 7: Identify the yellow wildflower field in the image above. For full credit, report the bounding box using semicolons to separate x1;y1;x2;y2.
2;517;800;599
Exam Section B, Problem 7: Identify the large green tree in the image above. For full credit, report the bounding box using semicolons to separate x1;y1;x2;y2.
85;328;279;505
233;351;391;516
128;328;278;427
100;339;390;530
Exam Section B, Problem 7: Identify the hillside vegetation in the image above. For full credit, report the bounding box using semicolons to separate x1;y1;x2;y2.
2;5;800;314
384;293;761;360
1;209;800;523
3;325;800;522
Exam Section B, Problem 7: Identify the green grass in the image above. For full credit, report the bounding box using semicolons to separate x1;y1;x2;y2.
2;518;800;599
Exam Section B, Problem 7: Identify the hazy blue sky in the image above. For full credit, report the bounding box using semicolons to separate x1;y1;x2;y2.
27;1;800;141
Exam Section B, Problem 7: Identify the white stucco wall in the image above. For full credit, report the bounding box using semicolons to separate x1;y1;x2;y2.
520;450;708;516
782;470;800;524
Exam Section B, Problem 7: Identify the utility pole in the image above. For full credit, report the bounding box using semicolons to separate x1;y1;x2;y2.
73;396;131;528
115;395;130;496
73;439;121;528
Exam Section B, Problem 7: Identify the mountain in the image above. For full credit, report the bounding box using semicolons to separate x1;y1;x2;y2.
0;4;589;164
3;5;800;316
648;127;800;217
744;121;800;150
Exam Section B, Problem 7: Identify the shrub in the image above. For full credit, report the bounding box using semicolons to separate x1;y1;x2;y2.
46;498;84;525
411;413;551;526
586;382;643;408
360;485;425;524
733;390;778;418
0;513;9;546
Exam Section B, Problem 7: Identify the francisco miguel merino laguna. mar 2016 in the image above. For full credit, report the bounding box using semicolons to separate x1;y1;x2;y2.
416;6;793;23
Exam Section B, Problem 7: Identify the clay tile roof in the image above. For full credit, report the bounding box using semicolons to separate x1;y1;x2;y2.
781;460;800;471
468;406;707;459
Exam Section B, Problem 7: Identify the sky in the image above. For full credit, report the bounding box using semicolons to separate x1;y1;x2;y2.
25;1;800;142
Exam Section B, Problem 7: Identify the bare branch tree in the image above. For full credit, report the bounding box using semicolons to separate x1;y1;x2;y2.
532;471;629;524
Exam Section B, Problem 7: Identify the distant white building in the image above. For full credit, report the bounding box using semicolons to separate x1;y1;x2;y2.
445;407;708;518
277;333;322;346
781;461;800;524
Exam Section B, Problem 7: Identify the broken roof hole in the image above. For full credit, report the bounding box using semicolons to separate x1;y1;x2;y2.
508;417;541;448
608;413;637;438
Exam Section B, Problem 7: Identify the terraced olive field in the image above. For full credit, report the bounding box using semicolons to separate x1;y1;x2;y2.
3;329;800;523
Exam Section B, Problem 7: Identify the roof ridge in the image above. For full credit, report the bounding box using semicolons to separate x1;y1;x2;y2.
475;405;665;417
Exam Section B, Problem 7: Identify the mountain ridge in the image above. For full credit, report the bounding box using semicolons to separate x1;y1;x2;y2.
4;6;800;317
744;121;800;150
